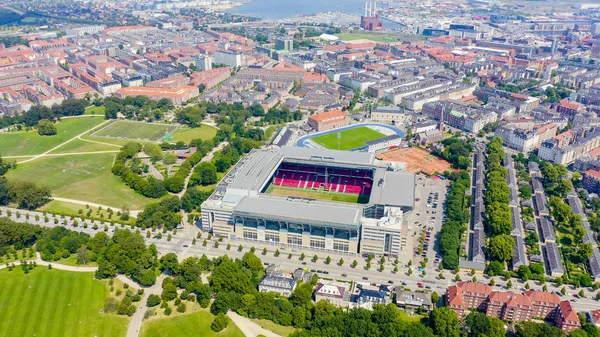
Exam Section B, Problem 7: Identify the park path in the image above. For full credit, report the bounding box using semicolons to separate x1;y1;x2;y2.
5;150;120;159
227;311;282;337
77;135;122;148
15;119;112;164
176;141;228;229
51;197;142;217
126;274;166;337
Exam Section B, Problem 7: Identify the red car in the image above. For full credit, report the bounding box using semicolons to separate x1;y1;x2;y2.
418;282;424;288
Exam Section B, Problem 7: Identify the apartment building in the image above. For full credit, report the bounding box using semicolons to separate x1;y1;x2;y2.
446;282;580;332
583;169;600;194
307;110;349;132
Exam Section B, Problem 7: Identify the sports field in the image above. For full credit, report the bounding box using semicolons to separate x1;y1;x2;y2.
6;153;155;209
0;116;105;157
266;185;368;203
171;124;218;143
92;121;179;142
140;310;245;337
377;147;452;175
0;268;129;337
312;126;385;151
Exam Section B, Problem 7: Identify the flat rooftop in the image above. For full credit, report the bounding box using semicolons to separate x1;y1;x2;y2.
234;196;362;229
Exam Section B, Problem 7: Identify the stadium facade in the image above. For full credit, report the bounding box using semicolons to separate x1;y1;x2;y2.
200;146;415;257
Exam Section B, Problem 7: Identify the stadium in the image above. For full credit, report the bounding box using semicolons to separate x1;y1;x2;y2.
200;146;415;257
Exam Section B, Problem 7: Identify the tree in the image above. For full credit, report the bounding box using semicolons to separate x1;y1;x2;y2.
300;253;305;260
339;258;344;266
37;119;57;136
147;294;161;307
507;280;513;288
326;256;331;265
76;246;89;265
352;260;358;268
262;247;268;255
379;264;384;272
430;307;461;337
8;181;52;210
211;313;229;332
161;278;178;301
274;249;280;257
241;252;263;272
561;287;566;295
488;235;515;262
160;253;179;274
518;265;532;281
515;321;564;337
312;255;318;262
191;162;218;186
579;289;585;297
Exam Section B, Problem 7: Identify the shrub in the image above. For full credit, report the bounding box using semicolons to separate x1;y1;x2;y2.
211;313;229;332
147;294;161;307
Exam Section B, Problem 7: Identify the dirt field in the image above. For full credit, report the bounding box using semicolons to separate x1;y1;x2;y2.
377;147;452;175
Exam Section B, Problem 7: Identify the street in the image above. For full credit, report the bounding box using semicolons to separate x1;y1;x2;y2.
3;205;600;314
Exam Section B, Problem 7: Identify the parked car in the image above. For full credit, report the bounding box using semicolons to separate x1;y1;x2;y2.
417;282;424;288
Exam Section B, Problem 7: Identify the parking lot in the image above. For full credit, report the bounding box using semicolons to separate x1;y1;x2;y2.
406;174;449;270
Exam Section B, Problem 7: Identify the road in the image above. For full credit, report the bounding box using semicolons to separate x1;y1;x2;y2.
3;206;600;314
126;275;166;337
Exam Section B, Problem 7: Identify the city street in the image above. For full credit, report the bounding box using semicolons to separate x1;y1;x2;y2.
3;205;600;315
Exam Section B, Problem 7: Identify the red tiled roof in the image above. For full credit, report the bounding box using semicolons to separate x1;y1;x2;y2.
309;110;348;122
558;300;579;322
591;310;600;324
524;290;560;305
585;170;600;180
457;281;492;295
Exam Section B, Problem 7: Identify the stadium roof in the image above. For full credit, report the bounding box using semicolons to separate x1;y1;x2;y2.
224;149;283;191
280;146;377;166
370;170;415;208
234;196;362;229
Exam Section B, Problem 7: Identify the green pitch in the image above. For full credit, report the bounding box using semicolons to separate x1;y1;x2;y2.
266;185;369;204
0;116;105;157
140;310;245;337
92;121;179;141
312;126;385;150
0;268;128;337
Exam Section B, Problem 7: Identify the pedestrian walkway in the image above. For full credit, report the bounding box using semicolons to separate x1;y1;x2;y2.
227;311;282;337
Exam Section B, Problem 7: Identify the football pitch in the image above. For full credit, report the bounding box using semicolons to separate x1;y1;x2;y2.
91;120;180;142
311;126;385;150
0;268;128;337
265;185;370;204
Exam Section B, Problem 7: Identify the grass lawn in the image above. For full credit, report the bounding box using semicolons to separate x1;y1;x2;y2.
140;310;245;337
92;120;180;142
171;124;218;143
56;254;98;267
0;268;129;337
49;138;120;154
312;126;385;150
39;200;133;221
85;105;106;115
266;185;368;204
0;116;105;157
250;318;297;337
6;153;155;209
0;248;36;264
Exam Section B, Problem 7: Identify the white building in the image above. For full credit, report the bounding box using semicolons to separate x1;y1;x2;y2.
213;51;243;68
